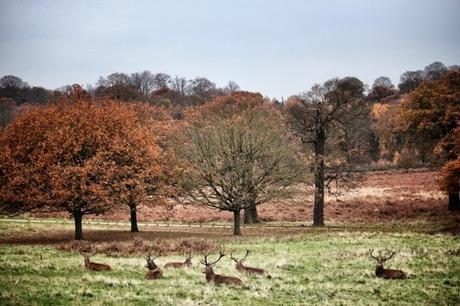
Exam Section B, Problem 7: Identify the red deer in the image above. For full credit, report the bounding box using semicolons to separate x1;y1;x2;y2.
200;252;243;286
164;254;193;269
369;249;407;279
79;249;112;272
231;250;265;275
145;251;163;280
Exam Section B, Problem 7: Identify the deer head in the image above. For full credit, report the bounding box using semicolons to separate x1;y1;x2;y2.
79;248;112;272
230;250;249;269
200;251;225;274
145;250;161;270
230;250;266;275
369;249;394;268
79;249;97;265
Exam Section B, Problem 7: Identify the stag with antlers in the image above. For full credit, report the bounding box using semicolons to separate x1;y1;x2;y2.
200;252;243;286
79;249;112;272
164;254;193;269
145;250;163;279
369;249;407;279
231;250;265;275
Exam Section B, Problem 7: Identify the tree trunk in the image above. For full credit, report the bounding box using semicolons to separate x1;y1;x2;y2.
233;210;241;235
129;203;139;232
448;192;460;211
313;130;325;227
243;205;259;224
73;208;83;240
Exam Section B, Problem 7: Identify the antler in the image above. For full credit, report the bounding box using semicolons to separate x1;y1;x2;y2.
152;250;162;260
200;253;209;266
146;249;161;260
231;250;250;263
209;251;225;266
79;248;96;256
201;251;225;266
241;250;249;262
369;249;379;261
230;252;238;263
381;250;395;262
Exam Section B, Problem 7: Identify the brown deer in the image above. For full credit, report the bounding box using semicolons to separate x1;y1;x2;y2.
79;249;112;272
200;252;243;286
145;251;163;280
369;249;407;279
231;250;265;275
164;254;193;268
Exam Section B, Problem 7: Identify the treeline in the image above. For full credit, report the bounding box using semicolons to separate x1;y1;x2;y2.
0;73;242;127
0;61;459;239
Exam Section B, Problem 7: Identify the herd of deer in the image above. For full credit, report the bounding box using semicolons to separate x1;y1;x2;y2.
79;248;406;285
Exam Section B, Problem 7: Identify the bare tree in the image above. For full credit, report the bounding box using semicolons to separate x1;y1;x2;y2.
287;77;367;226
423;61;448;81
170;76;188;96
372;76;394;89
224;81;240;94
153;73;171;90
176;93;304;235
188;77;216;102
130;71;156;96
398;70;424;93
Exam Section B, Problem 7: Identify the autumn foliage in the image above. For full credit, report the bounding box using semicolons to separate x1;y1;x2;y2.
396;71;460;210
0;85;172;239
397;71;460;162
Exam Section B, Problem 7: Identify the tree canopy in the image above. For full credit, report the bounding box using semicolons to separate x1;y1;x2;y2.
176;92;304;235
0;86;170;239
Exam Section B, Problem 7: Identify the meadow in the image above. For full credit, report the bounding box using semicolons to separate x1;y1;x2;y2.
0;221;459;306
1;169;459;305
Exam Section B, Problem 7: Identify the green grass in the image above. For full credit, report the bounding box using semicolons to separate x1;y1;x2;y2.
0;223;459;305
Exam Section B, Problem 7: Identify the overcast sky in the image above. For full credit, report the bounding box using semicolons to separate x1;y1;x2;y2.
0;0;459;99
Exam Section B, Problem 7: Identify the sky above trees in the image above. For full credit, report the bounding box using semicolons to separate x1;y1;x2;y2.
0;0;459;99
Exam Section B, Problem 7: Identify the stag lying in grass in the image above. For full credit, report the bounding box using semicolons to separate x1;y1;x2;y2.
231;250;265;276
200;252;243;286
79;249;112;272
145;251;163;280
164;254;193;269
369;249;407;279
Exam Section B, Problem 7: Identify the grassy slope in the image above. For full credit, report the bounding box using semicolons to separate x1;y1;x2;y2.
0;223;459;305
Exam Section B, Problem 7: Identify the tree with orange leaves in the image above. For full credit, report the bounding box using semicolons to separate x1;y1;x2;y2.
397;71;460;210
0;85;170;239
176;92;304;235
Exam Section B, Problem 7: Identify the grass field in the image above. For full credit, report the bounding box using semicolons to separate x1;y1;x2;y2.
1;221;459;305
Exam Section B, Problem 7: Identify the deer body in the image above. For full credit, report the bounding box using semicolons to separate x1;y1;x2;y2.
231;250;266;276
376;266;407;279
369;249;407;280
164;255;192;269
145;268;163;280
204;266;243;285
235;264;265;275
80;250;112;272
145;251;163;280
200;252;243;286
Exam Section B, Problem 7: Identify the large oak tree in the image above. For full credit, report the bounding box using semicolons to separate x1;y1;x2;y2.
176;92;304;235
